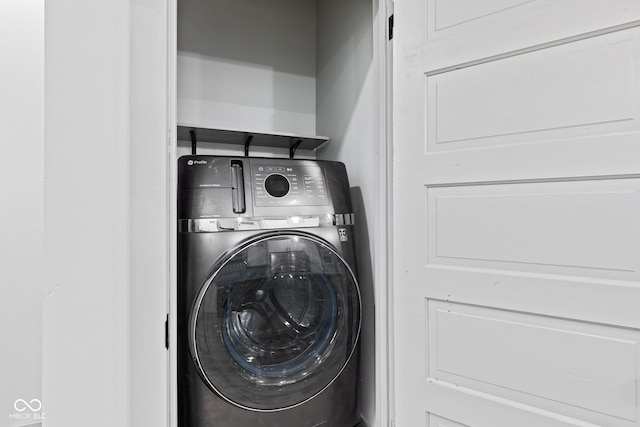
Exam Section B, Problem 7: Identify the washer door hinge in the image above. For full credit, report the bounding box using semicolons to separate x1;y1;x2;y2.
388;14;394;40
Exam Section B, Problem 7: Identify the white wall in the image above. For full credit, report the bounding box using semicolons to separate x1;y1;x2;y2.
130;0;169;426
43;0;131;425
1;3;44;426
316;1;383;425
177;0;317;136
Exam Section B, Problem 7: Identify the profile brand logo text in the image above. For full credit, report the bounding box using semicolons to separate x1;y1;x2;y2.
187;159;207;166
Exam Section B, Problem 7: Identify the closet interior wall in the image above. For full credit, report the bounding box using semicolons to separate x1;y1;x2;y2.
176;0;381;425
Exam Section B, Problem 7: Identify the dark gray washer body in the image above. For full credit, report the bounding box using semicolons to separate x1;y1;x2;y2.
177;156;361;427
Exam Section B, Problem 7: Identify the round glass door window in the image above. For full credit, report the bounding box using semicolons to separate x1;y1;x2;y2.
190;232;361;411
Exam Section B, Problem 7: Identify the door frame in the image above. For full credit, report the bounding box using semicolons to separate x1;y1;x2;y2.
163;1;394;427
373;0;395;426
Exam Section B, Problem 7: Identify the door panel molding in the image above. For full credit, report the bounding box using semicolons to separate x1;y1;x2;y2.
427;29;640;153
428;179;640;281
424;0;640;72
424;378;605;427
428;300;640;426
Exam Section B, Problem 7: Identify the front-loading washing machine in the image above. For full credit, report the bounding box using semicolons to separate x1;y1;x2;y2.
177;155;361;427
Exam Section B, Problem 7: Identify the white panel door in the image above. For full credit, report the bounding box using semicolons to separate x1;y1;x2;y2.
393;2;640;426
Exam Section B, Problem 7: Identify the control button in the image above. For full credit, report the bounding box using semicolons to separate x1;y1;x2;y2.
276;167;285;172
264;174;290;198
266;166;276;172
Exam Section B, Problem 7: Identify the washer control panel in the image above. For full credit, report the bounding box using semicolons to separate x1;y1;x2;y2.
252;163;329;206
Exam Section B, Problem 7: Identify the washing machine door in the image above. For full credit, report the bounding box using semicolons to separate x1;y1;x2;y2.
190;232;361;411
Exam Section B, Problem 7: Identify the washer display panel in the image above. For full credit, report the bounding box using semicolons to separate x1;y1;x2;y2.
190;233;360;411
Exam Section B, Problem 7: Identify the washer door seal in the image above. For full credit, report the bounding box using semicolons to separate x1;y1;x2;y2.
190;232;361;412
